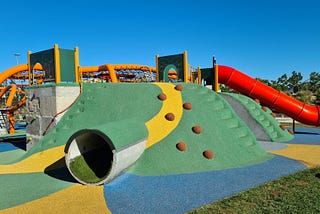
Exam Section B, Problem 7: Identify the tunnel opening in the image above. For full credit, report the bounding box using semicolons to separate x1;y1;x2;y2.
65;130;114;184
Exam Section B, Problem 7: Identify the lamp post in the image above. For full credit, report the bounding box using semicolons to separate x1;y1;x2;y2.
14;53;20;65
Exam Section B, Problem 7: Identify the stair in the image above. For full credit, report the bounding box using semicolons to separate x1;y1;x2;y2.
222;93;293;142
0;110;8;135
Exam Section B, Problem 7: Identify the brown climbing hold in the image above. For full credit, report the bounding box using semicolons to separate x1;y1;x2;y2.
279;124;286;130
183;102;192;110
203;150;214;160
176;142;187;151
261;106;268;112
192;126;202;134
288;129;294;135
254;98;260;104
157;93;167;101
165;113;175;121
175;84;183;91
271;112;277;118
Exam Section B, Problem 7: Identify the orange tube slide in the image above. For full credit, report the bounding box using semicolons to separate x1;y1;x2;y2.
0;64;43;85
0;84;17;107
0;64;42;134
79;64;157;83
218;65;320;126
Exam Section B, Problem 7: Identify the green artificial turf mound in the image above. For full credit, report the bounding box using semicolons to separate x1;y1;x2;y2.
128;84;273;176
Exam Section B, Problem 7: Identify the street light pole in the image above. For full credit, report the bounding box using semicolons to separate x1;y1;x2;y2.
14;53;21;65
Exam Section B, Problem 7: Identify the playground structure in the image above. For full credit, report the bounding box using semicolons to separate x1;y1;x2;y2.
0;44;320;213
0;44;318;166
1;44;319;137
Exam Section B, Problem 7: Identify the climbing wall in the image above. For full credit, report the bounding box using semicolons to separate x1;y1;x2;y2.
128;83;272;176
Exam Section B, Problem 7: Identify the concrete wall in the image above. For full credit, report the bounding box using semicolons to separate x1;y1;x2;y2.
25;85;80;150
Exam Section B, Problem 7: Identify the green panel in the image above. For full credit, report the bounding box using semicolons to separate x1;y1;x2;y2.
59;49;76;83
158;54;184;82
200;68;214;85
30;49;55;82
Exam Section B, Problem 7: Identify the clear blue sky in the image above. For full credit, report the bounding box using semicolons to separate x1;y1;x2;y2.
0;0;319;80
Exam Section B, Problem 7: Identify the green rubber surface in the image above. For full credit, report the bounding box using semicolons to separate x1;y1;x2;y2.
12;83;162;162
222;93;293;142
128;84;272;176
0;172;74;210
0;149;26;164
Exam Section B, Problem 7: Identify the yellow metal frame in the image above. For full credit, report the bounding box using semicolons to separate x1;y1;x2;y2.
197;67;202;85
54;44;61;84
74;46;80;84
155;54;159;82
27;51;32;85
183;51;188;83
214;64;220;92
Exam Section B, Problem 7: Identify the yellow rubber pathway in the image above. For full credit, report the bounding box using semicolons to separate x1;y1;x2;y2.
0;145;64;174
270;144;320;168
146;83;183;148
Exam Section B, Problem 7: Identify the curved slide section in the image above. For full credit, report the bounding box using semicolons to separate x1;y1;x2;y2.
218;65;320;126
0;64;43;85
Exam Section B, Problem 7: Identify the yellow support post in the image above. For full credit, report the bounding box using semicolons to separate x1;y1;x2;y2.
27;51;32;85
197;66;202;85
54;44;61;84
183;51;188;83
107;64;118;83
155;54;159;82
189;67;193;83
74;46;80;84
214;64;220;92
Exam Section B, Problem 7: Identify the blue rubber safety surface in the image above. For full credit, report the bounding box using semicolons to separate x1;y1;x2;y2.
0;123;26;152
0;143;21;152
104;155;306;214
288;128;320;145
14;123;26;131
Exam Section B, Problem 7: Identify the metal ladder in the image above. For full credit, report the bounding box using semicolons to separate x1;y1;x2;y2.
0;110;9;134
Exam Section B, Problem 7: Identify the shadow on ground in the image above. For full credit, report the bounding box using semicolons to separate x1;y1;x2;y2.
45;157;78;183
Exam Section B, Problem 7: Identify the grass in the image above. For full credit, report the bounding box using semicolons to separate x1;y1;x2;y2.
187;122;320;213
188;167;320;213
69;149;112;184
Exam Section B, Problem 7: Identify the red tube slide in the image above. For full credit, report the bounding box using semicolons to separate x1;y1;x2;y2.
218;65;320;126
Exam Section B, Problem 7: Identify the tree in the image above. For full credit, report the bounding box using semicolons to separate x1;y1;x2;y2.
294;90;315;105
219;84;232;92
308;72;320;93
276;74;289;92
288;71;303;88
256;78;270;86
